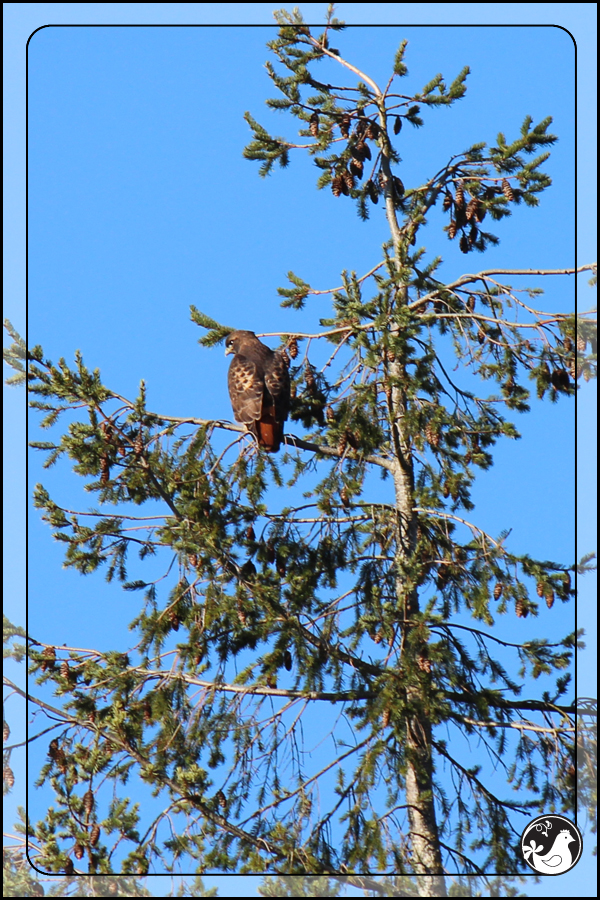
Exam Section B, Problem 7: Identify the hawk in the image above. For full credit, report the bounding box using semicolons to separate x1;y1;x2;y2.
225;330;290;452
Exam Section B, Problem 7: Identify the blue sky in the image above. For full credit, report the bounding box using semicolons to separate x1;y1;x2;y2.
4;2;597;896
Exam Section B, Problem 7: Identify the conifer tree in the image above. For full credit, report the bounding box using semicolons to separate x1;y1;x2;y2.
9;7;597;897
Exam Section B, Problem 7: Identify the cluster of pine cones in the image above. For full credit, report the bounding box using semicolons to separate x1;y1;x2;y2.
311;110;404;206
444;178;514;253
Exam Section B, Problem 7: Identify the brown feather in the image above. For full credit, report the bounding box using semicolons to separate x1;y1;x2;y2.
225;330;290;452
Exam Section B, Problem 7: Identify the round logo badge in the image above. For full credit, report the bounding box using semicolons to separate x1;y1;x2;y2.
520;814;582;875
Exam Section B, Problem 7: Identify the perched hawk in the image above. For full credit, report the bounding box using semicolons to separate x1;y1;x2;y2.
225;330;290;452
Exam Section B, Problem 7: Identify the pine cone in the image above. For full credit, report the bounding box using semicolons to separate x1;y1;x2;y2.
60;660;70;679
501;178;514;201
287;336;299;359
340;114;351;138
309;112;319;137
280;348;291;368
100;420;114;440
353;140;371;161
276;556;287;577
349;158;363;179
366;179;379;203
425;424;440;448
266;540;276;564
246;524;256;542
217;789;227;809
417;653;432;673
55;747;67;772
355;112;367;134
41;647;56;672
342;169;355;192
337;435;348;455
465;197;479;221
3;721;9;743
392;176;405;198
563;572;572;593
83;790;95;816
382;707;391;728
466;295;476;312
3;764;15;788
74;844;84;860
536;581;545;597
563;336;573;353
340;487;350;508
284;649;293;671
551;368;570;390
493;582;503;600
134;427;144;456
577;333;587;354
100;456;110;484
448;220;457;240
188;553;198;568
365;120;380;140
515;597;527;618
455;204;467;229
393;116;402;134
90;824;103;848
168;610;180;631
454;181;465;208
325;405;335;422
64;859;74;875
443;191;453;211
331;175;344;197
545;590;555;609
459;234;470;254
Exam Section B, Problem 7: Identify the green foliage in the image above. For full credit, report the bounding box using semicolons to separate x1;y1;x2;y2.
190;307;233;347
3;318;26;386
259;875;342;897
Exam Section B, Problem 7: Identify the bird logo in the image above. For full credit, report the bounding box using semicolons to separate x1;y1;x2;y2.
520;814;582;875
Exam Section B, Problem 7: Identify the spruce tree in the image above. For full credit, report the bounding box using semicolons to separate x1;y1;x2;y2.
10;7;597;896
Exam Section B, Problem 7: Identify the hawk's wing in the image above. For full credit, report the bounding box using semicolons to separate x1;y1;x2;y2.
264;351;291;421
228;354;264;426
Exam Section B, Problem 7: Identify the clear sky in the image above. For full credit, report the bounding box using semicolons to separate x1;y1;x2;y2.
4;3;597;896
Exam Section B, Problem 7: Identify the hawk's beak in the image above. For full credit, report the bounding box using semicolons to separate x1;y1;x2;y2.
225;346;233;356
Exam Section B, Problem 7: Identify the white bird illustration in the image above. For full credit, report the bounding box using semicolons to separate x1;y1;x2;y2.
524;829;575;874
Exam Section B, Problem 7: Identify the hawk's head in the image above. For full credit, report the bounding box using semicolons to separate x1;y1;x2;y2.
225;330;257;356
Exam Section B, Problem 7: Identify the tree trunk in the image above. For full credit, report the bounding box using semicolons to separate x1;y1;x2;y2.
393;461;447;894
377;98;446;894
